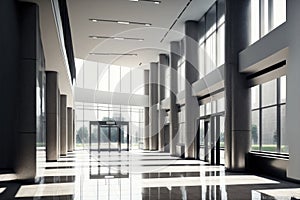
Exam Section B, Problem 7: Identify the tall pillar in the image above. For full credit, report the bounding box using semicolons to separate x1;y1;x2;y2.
73;109;75;151
184;21;200;159
67;107;73;152
46;71;59;161
224;0;251;171
144;70;150;150
15;2;40;180
287;0;300;180
149;62;159;151
170;41;180;156
158;54;169;152
60;95;67;156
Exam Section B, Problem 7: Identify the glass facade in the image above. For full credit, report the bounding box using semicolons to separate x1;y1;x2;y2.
198;0;225;78
76;59;145;95
251;76;287;153
250;0;286;44
75;103;144;150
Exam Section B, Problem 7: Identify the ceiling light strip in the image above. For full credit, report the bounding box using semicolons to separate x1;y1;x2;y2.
89;18;151;27
89;53;138;56
160;0;193;43
129;0;161;4
89;35;144;41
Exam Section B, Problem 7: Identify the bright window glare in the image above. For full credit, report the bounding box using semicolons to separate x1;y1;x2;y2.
75;58;84;77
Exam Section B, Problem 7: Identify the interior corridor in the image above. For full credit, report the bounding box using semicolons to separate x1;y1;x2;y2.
1;150;300;199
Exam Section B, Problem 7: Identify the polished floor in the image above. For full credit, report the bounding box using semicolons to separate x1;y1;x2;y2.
1;150;300;199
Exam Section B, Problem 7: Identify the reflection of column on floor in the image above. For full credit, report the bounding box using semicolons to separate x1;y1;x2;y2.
170;41;180;156
184;21;200;159
149;62;159;151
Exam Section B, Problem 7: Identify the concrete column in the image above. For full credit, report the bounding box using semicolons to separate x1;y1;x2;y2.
144;70;150;150
149;62;159;150
46;71;59;161
224;0;251;171
184;21;200;159
170;41;180;156
67;107;73;152
287;0;300;180
15;2;40;180
60;95;67;156
73;109;75;150
158;54;169;152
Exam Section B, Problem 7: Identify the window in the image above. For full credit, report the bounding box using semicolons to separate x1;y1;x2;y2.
198;0;225;78
251;0;286;44
251;76;287;153
77;59;146;95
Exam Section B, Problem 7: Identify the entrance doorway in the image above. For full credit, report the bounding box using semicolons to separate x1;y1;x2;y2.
89;121;129;152
197;114;225;165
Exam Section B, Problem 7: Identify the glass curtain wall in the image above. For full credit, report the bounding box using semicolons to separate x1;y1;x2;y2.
251;76;287;153
75;102;144;150
250;0;286;44
75;59;146;150
198;0;225;79
76;59;145;95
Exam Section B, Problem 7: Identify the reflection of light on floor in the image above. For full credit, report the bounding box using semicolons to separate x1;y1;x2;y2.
0;187;6;194
15;183;75;198
141;175;279;188
256;188;300;199
41;168;77;177
0;173;17;182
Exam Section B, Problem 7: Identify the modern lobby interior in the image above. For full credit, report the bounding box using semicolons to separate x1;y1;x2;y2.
2;0;300;199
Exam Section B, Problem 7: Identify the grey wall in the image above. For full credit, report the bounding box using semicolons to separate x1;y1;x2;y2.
239;23;288;73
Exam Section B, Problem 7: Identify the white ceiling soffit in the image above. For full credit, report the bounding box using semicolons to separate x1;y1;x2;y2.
23;0;74;107
67;0;215;67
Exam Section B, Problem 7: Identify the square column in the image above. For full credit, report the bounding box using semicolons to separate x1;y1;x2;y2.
46;71;60;161
158;54;169;152
67;107;73;152
170;41;180;156
144;70;150;150
149;62;159;151
224;0;251;171
184;21;200;159
60;95;67;156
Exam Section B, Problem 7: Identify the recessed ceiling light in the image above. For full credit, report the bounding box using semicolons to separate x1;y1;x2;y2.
89;35;144;41
89;18;152;27
129;0;161;4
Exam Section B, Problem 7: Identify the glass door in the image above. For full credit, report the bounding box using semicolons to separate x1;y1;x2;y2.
198;114;225;165
109;126;120;151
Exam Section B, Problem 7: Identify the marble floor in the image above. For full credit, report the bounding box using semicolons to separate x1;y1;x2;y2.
0;150;300;199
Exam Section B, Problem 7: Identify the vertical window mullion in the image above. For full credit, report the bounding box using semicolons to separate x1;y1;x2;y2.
277;78;281;152
268;0;274;31
259;85;262;151
259;0;264;37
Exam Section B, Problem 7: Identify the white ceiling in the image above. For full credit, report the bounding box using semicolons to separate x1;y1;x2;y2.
67;0;215;68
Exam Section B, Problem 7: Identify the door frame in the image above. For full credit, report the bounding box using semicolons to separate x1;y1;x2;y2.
196;112;225;165
89;121;130;152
